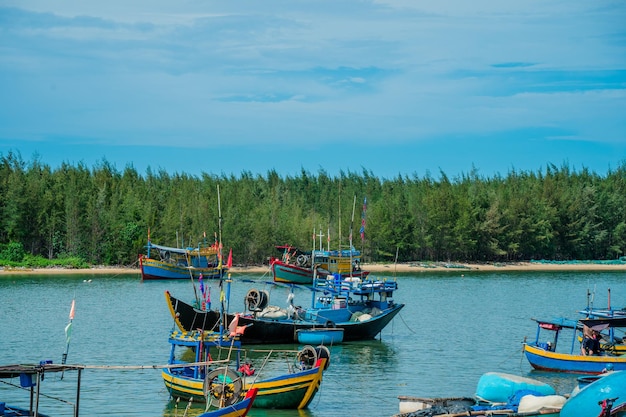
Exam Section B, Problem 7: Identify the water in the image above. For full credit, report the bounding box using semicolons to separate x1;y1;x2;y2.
1;269;625;416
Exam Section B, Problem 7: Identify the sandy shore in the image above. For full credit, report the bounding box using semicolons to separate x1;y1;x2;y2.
2;261;626;275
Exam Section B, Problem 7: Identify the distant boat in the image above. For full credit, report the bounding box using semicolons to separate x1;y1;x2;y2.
270;244;369;285
296;327;344;345
523;317;626;374
140;239;227;280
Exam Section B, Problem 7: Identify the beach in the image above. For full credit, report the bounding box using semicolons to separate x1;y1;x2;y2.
2;261;626;275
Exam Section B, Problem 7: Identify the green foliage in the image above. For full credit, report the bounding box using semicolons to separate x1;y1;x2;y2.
0;241;26;262
1;151;626;266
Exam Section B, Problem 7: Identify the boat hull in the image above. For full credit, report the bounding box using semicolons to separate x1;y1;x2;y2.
524;344;626;374
140;257;225;280
163;360;325;409
165;291;404;344
197;388;256;417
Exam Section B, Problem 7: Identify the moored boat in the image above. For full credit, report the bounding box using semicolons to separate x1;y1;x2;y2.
271;244;369;285
165;271;403;344
162;329;330;409
523;317;626;374
140;238;227;280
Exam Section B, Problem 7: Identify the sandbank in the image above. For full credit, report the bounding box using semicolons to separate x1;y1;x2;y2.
2;261;626;276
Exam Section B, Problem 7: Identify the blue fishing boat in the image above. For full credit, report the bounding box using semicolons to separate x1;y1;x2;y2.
524;317;626;374
165;270;403;344
560;370;626;417
296;327;344;345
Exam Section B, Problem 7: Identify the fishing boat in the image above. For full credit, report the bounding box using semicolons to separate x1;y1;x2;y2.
164;270;404;344
0;362;83;417
162;330;329;409
270;244;369;285
196;388;257;417
296;327;344;345
578;288;626;354
560;370;626;417
523;317;626;374
394;372;564;417
140;238;228;280
271;197;370;285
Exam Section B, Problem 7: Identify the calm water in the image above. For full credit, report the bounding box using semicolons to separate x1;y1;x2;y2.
1;269;625;416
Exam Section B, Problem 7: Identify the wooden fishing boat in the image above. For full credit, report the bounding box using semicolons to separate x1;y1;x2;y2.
140;239;227;280
162;330;329;409
394;372;564;417
296;327;344;345
197;388;257;417
270;244;369;285
0;363;83;417
164;272;403;344
524;317;626;374
560;370;626;417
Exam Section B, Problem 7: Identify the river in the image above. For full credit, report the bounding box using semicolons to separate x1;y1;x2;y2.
1;269;624;416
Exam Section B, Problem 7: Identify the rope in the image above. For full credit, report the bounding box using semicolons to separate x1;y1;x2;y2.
397;312;417;334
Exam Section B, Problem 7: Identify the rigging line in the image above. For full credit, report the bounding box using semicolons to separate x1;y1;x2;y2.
397;312;417;334
0;379;75;406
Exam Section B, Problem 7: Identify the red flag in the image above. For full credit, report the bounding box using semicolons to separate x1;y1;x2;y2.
226;248;233;269
69;299;76;320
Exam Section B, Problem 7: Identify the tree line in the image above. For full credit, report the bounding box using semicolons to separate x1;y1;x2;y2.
1;151;625;267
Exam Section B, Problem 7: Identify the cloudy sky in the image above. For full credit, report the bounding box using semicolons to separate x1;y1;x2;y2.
1;1;624;179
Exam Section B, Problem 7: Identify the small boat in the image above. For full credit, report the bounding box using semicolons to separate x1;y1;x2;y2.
296;327;344;345
197;388;257;417
140;238;227;280
162;330;330;409
395;372;564;417
524;317;626;374
164;270;404;344
560;370;626;417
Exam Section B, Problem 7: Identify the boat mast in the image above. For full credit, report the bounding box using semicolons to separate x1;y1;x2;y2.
349;195;356;278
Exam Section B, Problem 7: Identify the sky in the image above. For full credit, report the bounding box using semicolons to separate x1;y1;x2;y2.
1;1;625;180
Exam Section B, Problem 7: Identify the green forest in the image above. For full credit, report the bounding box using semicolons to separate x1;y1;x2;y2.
1;151;626;268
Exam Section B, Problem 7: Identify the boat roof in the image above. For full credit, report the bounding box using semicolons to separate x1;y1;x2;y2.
532;316;626;331
580;317;626;328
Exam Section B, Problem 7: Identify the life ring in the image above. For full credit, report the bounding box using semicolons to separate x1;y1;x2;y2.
245;289;269;311
297;345;318;370
296;254;307;266
203;367;242;407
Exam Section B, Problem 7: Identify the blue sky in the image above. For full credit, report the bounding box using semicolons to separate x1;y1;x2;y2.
1;1;625;179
